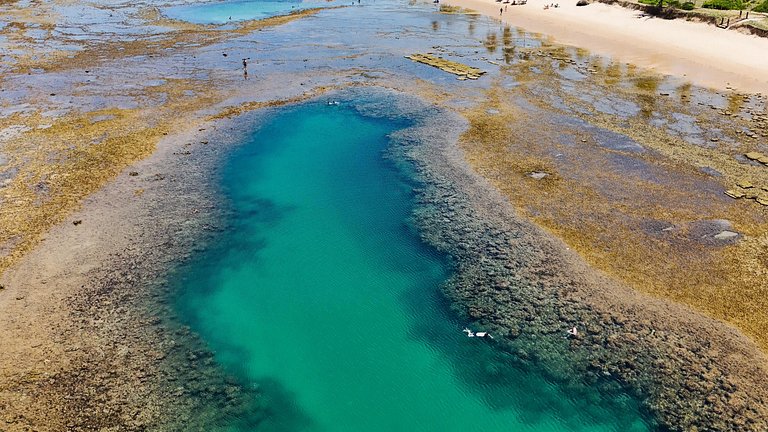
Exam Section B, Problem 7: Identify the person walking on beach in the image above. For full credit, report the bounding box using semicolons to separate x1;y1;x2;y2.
500;6;503;15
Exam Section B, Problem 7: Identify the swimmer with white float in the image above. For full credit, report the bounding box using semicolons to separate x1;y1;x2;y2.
463;328;493;339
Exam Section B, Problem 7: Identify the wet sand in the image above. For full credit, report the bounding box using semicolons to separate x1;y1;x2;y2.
1;0;768;430
444;0;768;93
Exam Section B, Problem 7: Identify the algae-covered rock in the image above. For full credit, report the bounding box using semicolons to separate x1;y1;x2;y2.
438;4;476;14
745;151;768;165
725;189;745;199
744;189;760;199
757;195;768;206
736;180;754;189
406;54;485;79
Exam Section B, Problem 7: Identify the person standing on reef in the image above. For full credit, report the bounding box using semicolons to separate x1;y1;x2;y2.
242;58;250;79
499;7;503;14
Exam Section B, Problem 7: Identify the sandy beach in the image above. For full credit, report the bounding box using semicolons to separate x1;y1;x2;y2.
444;0;768;93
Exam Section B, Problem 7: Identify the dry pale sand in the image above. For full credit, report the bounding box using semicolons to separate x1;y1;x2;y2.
445;0;768;93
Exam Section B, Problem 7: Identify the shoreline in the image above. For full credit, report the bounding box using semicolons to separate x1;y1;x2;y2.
443;0;768;93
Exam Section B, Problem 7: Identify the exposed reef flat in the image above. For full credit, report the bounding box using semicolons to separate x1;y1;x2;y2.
377;91;768;431
0;114;262;430
450;39;768;355
1;0;768;430
0;0;330;282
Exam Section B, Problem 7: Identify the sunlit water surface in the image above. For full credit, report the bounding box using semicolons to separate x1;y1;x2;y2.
163;0;328;24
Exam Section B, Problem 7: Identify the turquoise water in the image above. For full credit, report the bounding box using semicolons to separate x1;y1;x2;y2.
174;99;652;431
163;0;320;24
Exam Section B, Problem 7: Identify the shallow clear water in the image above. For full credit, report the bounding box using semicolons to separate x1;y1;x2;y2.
163;0;323;24
174;98;652;431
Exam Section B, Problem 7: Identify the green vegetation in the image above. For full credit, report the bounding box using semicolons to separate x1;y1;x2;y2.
438;4;465;13
637;0;694;9
754;0;768;12
701;0;743;9
641;0;754;11
747;18;768;29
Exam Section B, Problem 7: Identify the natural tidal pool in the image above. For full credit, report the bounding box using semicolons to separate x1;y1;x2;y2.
163;0;324;24
173;96;652;431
